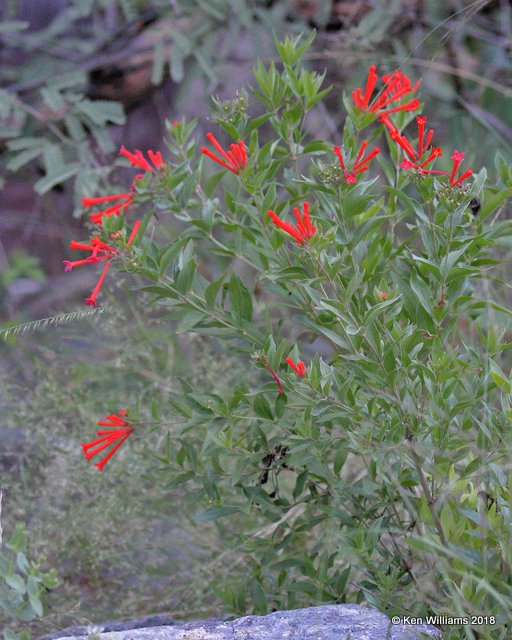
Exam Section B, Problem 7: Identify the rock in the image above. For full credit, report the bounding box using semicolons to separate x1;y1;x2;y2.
40;604;442;639
38;614;177;640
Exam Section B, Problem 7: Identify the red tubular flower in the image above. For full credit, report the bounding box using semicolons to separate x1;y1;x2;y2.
352;65;420;118
201;132;247;174
333;142;380;184
126;220;141;247
119;147;165;173
65;237;117;272
383;115;443;174
415;116;433;158
377;291;387;301
286;356;307;377
449;150;473;187
268;201;316;245
81;410;133;472
85;261;111;307
83;148;164;226
65;223;141;306
352;64;378;111
82;192;134;226
63;258;95;271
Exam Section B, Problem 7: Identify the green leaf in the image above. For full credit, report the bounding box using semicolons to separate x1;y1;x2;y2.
409;272;433;316
0;552;9;577
41;87;64;112
27;576;43;618
75;99;125;126
175;259;196;294
176;310;204;333
251;578;268;614
48;71;87;90
6;147;44;172
152;40;166;85
315;326;349;350
489;361;511;393
27;576;43;617
7;525;27;552
480;187;512;221
253;394;273;420
5;574;26;594
5;628;31;640
34;164;79;194
229;274;253;322
195;506;241;521
16;553;29;575
139;284;177;299
246;113;272;135
334;448;347;476
293;470;308;499
0;21;29;33
205;273;228;308
169;46;184;82
275;392;287;419
439;247;468;280
364;296;401;325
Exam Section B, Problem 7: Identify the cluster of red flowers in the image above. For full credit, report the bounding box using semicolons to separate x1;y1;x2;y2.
352;65;420;118
329;66;473;188
380;114;472;185
267;201;316;245
333;141;381;184
64;147;164;307
350;65;472;185
201;132;247;175
81;410;133;472
83;147;164;226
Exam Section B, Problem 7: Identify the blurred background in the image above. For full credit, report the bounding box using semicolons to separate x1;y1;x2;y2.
0;0;510;636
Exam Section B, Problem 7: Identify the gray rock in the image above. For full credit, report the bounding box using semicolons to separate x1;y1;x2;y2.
43;604;442;639
38;614;177;640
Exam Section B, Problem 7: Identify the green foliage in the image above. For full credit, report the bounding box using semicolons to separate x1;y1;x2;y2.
0;251;44;288
0;523;59;640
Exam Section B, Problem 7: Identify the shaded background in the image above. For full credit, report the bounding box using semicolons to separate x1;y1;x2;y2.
0;0;511;637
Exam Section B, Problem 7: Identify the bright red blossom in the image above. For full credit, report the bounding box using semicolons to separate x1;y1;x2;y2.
85;262;111;307
449;150;473;187
83;147;165;226
64;221;141;307
286;356;307;377
352;65;420;118
381;116;472;186
63;237;118;272
81;410;133;472
201;132;247;174
268;201;316;245
119;146;164;172
333;142;380;184
83;192;134;226
381;115;442;173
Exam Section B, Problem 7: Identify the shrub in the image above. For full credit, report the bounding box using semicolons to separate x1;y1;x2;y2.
6;31;512;640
